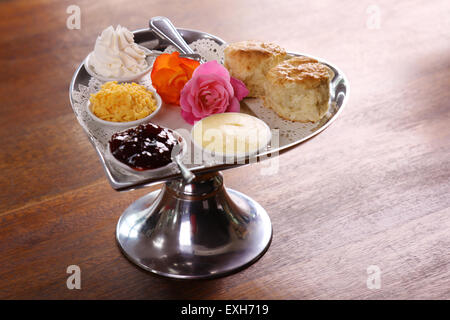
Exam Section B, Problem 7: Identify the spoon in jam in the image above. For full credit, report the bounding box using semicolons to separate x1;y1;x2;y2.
172;143;195;183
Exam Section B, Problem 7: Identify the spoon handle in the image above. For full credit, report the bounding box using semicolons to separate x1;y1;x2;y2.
174;157;195;184
144;51;202;61
149;16;194;54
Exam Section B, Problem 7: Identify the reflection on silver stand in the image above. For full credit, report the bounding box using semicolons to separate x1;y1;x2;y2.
116;171;272;279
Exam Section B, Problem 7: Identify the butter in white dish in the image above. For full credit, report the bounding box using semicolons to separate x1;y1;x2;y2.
191;113;271;158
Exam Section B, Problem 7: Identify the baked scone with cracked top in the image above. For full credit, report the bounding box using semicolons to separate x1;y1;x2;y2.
224;41;286;97
264;56;334;122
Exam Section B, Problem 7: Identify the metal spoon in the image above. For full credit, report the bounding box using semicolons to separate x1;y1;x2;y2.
172;142;195;184
139;45;202;65
149;16;205;63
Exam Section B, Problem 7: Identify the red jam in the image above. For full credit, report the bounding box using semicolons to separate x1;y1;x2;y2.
109;123;180;170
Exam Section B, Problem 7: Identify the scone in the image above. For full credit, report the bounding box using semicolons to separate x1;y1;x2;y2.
264;56;334;122
224;41;286;97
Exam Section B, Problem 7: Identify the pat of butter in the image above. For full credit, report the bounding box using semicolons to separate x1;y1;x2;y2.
192;113;271;156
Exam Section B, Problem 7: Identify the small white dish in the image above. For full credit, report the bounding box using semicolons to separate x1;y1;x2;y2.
191;112;272;162
106;127;187;173
86;86;162;129
83;46;153;83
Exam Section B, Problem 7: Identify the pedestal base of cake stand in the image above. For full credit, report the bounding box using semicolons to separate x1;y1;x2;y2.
116;171;272;279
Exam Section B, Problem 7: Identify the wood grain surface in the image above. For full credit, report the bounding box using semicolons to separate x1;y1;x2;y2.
0;0;449;299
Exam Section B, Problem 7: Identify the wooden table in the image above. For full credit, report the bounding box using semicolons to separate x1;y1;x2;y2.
0;0;449;299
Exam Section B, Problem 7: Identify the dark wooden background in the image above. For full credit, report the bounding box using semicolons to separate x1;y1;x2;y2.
0;0;449;299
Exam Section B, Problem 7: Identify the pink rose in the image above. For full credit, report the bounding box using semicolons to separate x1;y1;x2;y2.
180;60;249;124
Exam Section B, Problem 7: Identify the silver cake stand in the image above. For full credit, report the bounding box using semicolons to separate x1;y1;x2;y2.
69;27;349;279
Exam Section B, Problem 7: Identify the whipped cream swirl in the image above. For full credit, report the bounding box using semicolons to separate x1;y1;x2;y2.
90;25;148;78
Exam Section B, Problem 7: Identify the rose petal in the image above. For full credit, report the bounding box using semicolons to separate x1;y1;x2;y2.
180;109;198;125
180;83;192;111
230;77;249;101
207;83;229;111
227;97;240;113
179;61;247;124
179;57;201;78
193;60;230;81
187;92;196;110
151;52;199;105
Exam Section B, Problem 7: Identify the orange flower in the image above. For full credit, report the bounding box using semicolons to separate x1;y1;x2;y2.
150;52;200;105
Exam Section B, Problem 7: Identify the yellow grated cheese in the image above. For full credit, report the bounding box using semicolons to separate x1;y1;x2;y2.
89;81;157;122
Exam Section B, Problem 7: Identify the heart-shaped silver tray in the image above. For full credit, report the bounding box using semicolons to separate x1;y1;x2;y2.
69;28;349;191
